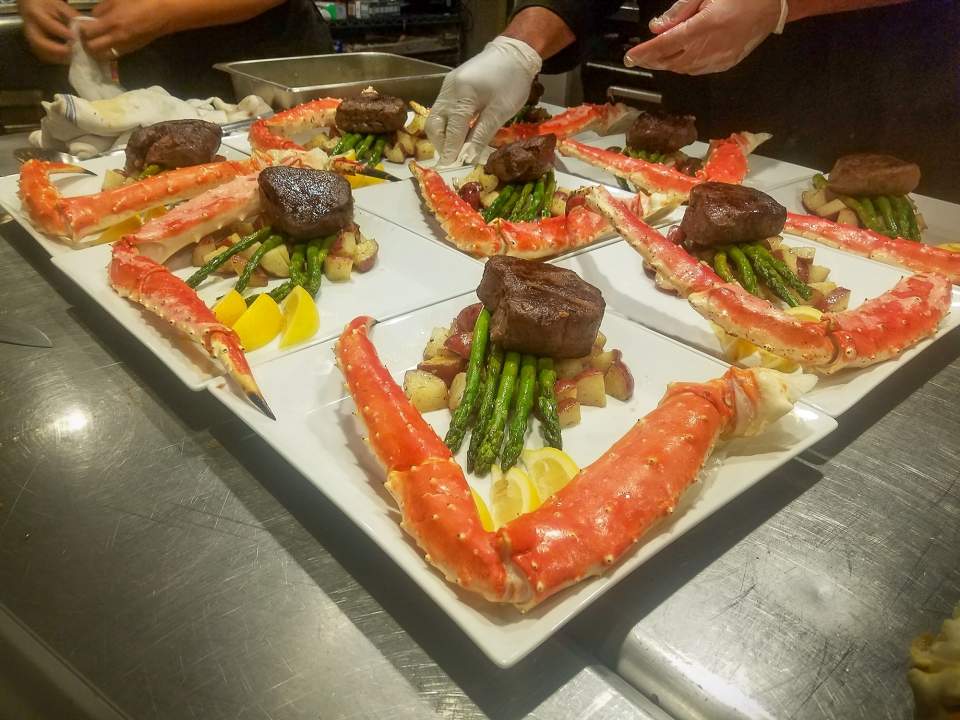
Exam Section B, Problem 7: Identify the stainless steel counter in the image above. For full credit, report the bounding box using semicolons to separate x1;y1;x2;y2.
1;138;958;719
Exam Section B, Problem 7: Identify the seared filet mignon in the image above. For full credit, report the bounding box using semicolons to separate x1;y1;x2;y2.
626;110;697;154
526;77;545;107
484;134;556;184
827;153;921;196
335;90;406;134
258;167;353;239
680;182;786;248
124;119;221;174
476;256;604;358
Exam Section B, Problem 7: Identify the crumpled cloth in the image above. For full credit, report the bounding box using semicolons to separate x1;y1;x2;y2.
30;18;271;158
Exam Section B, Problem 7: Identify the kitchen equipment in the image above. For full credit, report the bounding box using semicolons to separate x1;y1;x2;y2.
214;53;450;109
0;318;52;348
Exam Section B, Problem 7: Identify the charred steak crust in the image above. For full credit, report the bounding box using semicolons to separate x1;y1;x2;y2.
626;110;697;154
526;77;545;107
258;167;354;239
335;93;407;134
680;182;786;248
124;119;222;174
827;153;921;197
484;134;557;184
476;256;605;359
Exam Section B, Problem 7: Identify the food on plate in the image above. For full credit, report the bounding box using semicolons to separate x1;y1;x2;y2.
338;314;811;609
485;134;557;184
559;131;771;208
586;185;952;374
505;76;552;126
249;90;435;166
626;110;697;157
232;294;283;351
124;119;223;177
801;154;924;241
407;260;631;475
279;286;320;349
908;603;960;720
492;102;635;147
258;167;354;238
476;255;605;358
681;183;787;248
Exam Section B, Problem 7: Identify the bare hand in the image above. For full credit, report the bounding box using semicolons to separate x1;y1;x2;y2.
17;0;79;64
624;0;786;75
80;0;172;60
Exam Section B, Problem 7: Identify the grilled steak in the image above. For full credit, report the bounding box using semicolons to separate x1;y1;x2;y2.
476;256;604;358
626;110;697;154
335;90;406;134
827;153;921;196
680;182;786;248
124;119;221;174
258;167;353;239
526;77;545;107
484;134;556;184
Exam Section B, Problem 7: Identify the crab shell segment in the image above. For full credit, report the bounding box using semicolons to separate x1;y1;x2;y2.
785;212;960;285
248;97;343;152
496;205;613;260
701;132;771;185
492;103;635;147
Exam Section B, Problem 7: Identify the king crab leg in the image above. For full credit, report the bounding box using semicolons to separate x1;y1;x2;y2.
248;98;342;152
492;103;635;147
336;316;810;610
587;186;952;374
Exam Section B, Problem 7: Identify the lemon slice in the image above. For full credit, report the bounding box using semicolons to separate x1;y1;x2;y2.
522;448;580;501
785;305;823;323
490;465;541;529
279;286;319;348
212;289;247;328
470;488;494;532
96;206;166;245
232;294;282;351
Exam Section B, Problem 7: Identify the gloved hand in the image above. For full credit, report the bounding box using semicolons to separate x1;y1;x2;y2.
624;0;788;76
426;36;542;166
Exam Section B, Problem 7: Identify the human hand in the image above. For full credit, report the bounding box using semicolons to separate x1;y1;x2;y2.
425;36;542;166
624;0;788;75
17;0;79;64
80;0;172;61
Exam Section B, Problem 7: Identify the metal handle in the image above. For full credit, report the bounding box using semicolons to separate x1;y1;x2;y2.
585;61;654;81
606;85;663;106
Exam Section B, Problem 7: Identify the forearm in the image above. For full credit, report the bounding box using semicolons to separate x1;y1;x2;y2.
501;6;576;60
159;0;286;34
787;0;910;23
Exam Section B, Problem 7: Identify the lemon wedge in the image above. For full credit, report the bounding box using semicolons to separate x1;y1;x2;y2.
232;294;282;351
522;448;580;501
96;206;166;245
785;305;824;323
490;465;540;529
212;290;247;327
937;243;960;253
346;163;387;189
470;488;494;532
279;286;319;348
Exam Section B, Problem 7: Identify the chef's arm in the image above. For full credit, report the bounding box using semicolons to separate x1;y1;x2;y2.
786;0;910;22
508;0;624;73
153;0;287;34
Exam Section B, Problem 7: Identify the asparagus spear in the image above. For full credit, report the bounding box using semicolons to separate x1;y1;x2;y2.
874;196;901;238
354;134;375;162
186;227;272;288
474;351;521;476
509;182;535;221
467;345;504;471
482;185;515;222
253;243;307;305
892;195;921;240
860;197;888;235
138;163;163;180
536;358;562;450
332;132;359;155
713;250;738;284
743;245;801;307
366;136;387;166
750;244;812;301
499;184;525;219
304;235;337;297
444;308;490;452
500;354;538;471
522;177;546;221
235;233;283;294
727;245;759;296
839;195;884;234
540;171;556;219
812;173;828;190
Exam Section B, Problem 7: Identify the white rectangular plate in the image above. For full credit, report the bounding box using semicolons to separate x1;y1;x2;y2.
556;237;960;417
767;177;960;247
556;134;815;192
50;209;482;390
0;145;250;257
351;166;662;264
207;295;835;667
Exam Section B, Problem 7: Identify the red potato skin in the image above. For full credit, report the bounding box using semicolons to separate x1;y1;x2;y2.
417;356;467;386
455;303;484;333
604;360;635;401
554;378;577;401
556;397;582;428
444;332;473;359
565;194;587;215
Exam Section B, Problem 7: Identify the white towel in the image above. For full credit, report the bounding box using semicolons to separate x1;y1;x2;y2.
30;19;271;159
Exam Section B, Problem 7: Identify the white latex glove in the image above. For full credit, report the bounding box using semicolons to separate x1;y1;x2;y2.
624;0;788;76
426;36;542;166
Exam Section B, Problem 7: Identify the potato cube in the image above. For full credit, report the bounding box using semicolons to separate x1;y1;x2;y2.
604;360;635;401
801;189;827;214
323;254;353;282
192;238;216;268
444;332;473;359
836;208;859;226
383;143;405;164
480;190;499;209
423;326;452;359
331;229;357;259
354;237;379;273
557;398;581;428
415;139;435;161
448;372;468;411
593;330;607;351
807;265;831;283
397;131;416;156
574;368;607;408
418;355;467;386
590;348;620;373
403;369;448;413
555;357;589;380
260;244;290;277
816;198;847;218
554;379;577;402
478;171;499;194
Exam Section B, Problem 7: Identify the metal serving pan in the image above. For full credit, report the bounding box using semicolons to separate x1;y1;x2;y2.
214;52;450;108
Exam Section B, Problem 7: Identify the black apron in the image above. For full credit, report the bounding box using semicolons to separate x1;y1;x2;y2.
118;0;333;100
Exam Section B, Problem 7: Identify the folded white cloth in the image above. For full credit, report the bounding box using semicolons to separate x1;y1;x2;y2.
30;19;271;158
